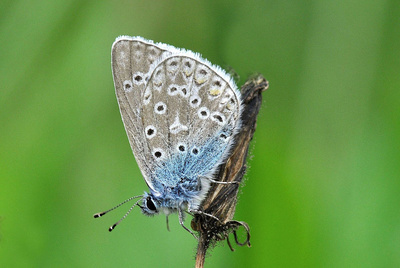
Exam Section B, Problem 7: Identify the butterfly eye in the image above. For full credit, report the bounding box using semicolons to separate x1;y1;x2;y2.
146;197;157;211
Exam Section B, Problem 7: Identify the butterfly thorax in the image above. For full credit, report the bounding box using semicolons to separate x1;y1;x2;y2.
141;167;211;216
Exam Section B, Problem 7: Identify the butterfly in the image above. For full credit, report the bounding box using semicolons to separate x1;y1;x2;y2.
94;36;242;238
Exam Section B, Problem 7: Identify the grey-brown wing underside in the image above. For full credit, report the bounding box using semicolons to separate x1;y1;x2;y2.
111;36;173;190
140;54;242;177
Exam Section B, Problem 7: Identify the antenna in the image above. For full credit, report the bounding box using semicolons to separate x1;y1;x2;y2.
93;195;144;231
107;198;143;231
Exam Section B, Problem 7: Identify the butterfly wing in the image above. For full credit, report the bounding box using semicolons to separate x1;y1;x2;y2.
140;52;242;191
112;36;177;190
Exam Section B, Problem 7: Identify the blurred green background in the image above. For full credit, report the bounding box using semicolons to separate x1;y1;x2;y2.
1;0;399;267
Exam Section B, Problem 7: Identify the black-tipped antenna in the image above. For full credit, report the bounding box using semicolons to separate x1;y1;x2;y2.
93;195;143;218
108;198;143;232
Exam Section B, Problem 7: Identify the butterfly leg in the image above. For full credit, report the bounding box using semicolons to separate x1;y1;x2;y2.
189;209;221;222
178;207;198;240
166;215;170;231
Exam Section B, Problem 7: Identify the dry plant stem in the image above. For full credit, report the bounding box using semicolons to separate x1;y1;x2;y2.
194;75;269;268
